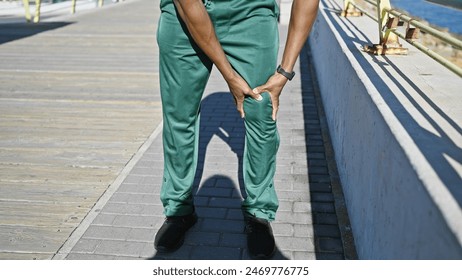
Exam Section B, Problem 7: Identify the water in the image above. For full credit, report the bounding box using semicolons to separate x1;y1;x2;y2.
391;0;462;35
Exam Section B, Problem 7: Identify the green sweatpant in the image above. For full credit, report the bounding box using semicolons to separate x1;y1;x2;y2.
157;0;280;221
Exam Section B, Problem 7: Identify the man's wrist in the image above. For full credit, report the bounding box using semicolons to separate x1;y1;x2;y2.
276;65;295;81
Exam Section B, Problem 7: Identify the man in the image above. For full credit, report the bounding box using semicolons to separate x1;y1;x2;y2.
154;0;319;259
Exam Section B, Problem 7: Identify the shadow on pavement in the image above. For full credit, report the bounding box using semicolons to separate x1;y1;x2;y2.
147;92;288;260
0;22;72;44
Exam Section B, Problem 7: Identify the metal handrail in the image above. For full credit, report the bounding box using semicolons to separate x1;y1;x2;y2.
342;0;462;77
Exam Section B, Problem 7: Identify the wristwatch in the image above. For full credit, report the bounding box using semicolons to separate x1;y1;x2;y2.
277;65;295;81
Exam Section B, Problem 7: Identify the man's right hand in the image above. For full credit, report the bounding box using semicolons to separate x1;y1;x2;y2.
226;71;263;119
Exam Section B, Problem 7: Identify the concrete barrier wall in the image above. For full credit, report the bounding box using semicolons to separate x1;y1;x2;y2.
308;0;462;259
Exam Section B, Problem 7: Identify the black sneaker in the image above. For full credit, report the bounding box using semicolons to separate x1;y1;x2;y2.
245;216;276;259
154;212;197;253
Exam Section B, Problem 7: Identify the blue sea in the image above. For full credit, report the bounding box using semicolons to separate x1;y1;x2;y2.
391;0;462;35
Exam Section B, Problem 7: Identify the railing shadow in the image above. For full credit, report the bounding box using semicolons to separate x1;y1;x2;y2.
0;22;73;45
148;92;288;260
320;1;462;208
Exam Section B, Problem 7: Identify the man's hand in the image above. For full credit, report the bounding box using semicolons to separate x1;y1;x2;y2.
252;73;288;121
227;71;262;118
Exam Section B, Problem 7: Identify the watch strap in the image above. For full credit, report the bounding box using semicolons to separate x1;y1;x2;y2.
277;65;295;81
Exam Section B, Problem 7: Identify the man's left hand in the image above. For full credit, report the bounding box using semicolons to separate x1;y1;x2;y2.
252;73;289;121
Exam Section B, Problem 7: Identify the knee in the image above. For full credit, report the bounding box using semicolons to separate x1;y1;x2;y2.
244;92;274;125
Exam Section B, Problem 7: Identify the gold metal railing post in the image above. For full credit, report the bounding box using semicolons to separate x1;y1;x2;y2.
338;0;461;76
363;0;407;55
33;0;42;23
341;0;363;17
71;0;77;14
22;0;32;22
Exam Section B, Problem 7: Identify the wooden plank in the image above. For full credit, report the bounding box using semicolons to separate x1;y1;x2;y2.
0;0;161;259
0;225;75;254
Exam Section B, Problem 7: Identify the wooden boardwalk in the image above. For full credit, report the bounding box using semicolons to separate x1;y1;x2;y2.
0;0;161;259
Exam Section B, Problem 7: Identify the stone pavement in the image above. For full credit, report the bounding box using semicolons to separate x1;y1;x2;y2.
53;1;356;259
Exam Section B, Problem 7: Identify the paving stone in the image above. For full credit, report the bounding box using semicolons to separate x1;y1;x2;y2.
276;212;312;225
219;233;246;247
313;224;341;238
272;223;294;237
291;167;311;176
275;237;314;251
293;251;317;260
277;190;311;201
306;129;322;136
307;152;326;159
226;209;245;220
70;239;101;254
190;246;241;260
307;146;326;153
215;177;240;188
195;187;233;198
194;196;209;207
92;213;117;226
275;250;294;260
309;183;332;193
293;201;312;213
306;140;324;147
196;207;228;219
108;193;160;205
277;200;293;212
277;165;294;174
307;134;323;140
126;228;156;242
82;225;131;240
112;215;156;228
129;194;160;205
198;177;217;187
102;203;144;215
309;174;331;183
315;253;344;260
311;202;336;213
117;184;157;194
292;181;310;191
201;218;244;234
109;193;133;203
140;204;164;216
307;166;329;175
122;175;158;185
294;224;314;238
317;238;344;253
310;192;334;203
313;213;338;225
185;231;220;246
94;240;146;257
208;197;242;208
